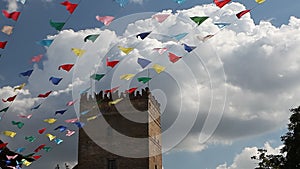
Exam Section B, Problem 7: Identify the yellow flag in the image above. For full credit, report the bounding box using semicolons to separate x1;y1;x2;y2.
14;83;26;91
255;0;265;4
108;98;123;106
120;74;135;80
46;133;56;141
3;131;17;138
118;46;134;55
152;64;166;74
71;48;86;57
22;159;32;166
44;118;57;124
1;25;13;35
87;115;98;121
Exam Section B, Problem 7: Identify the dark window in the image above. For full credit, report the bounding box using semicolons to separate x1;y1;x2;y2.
107;159;117;169
155;165;158;169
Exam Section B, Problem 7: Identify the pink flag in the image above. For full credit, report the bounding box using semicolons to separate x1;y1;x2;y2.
31;54;43;63
66;100;77;106
66;129;75;137
96;16;115;26
18;114;32;119
152;14;170;23
153;48;168;54
6;155;18;160
65;118;78;123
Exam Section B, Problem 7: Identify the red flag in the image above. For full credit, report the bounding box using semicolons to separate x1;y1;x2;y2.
168;52;182;63
38;128;46;134
37;91;52;98
236;9;251;19
0;142;8;148
32;155;42;160
34;144;46;153
104;86;119;94
60;0;78;14
2;10;21;21
126;87;137;94
2;95;17;102
214;0;231;8
106;58;119;68
31;54;43;63
58;64;74;72
0;41;8;49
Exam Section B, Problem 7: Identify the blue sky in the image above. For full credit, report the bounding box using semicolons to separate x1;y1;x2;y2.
0;0;300;169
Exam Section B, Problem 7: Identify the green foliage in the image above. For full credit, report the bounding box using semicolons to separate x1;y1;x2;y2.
251;106;300;169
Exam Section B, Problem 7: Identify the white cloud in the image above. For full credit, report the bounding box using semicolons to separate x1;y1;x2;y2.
4;0;18;12
216;142;283;169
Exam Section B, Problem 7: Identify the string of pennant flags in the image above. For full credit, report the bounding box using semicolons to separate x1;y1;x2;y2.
0;0;267;168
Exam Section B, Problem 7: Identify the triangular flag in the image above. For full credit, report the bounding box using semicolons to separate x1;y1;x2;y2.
44;118;57;124
43;146;52;152
21;159;32;166
108;98;123;106
190;16;209;26
3;131;17;138
118;46;134;54
71;48;86;57
54;138;63;144
87;115;98;121
136;31;151;40
183;43;196;53
65;118;78;123
137;77;152;84
34;144;46;153
14;83;26;91
137;58;151;68
0;106;9;113
54;125;67;132
32;155;42;160
11;121;24;129
2;10;21;21
49;76;63;85
172;33;188;41
66;100;77;106
31;103;42;111
58;64;74;72
236;9;251;19
106;58;119;68
49;19;65;31
31;54;43;62
15;147;25;153
214;22;231;29
90;74;105;81
6;155;18;160
18;114;32;119
66;130;75;137
0;41;8;49
1;26;13;35
168;52;182;63
36;39;53;47
152;64;166;74
125;87;138;94
2;95;17;102
104;86;119;94
173;0;185;4
152;13;170;23
96;16;115;26
45;133;56;141
84;34;100;42
80;110;90;115
55;109;67;115
16;0;26;4
256;0;265;4
198;34;214;42
153;48;167;54
20;69;33;77
60;0;78;14
214;0;231;8
38;128;46;134
38;91;52;98
74;121;85;128
25;136;36;142
120;74;135;80
0;142;8;148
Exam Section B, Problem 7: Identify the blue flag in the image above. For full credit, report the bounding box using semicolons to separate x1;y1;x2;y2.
137;58;151;68
55;109;67;115
49;76;63;85
214;22;231;29
172;33;188;41
20;69;33;77
54;125;67;132
115;0;129;7
173;0;186;4
183;43;196;53
136;31;151;40
74;121;85;128
31;103;42;111
36;39;53;47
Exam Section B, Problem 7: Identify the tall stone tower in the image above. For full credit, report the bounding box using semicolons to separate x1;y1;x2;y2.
73;87;162;169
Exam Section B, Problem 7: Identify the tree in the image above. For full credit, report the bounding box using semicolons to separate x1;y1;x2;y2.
251;106;300;169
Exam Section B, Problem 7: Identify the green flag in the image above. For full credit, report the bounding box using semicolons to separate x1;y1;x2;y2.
43;146;52;152
190;16;209;26
90;74;105;81
50;19;65;31
12;121;25;129
84;34;100;42
137;77;152;84
0;106;9;113
25;136;36;142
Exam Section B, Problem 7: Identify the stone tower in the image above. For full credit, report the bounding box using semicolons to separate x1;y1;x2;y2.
73;87;162;169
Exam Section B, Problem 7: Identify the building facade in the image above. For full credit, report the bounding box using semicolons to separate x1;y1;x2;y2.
73;87;162;169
